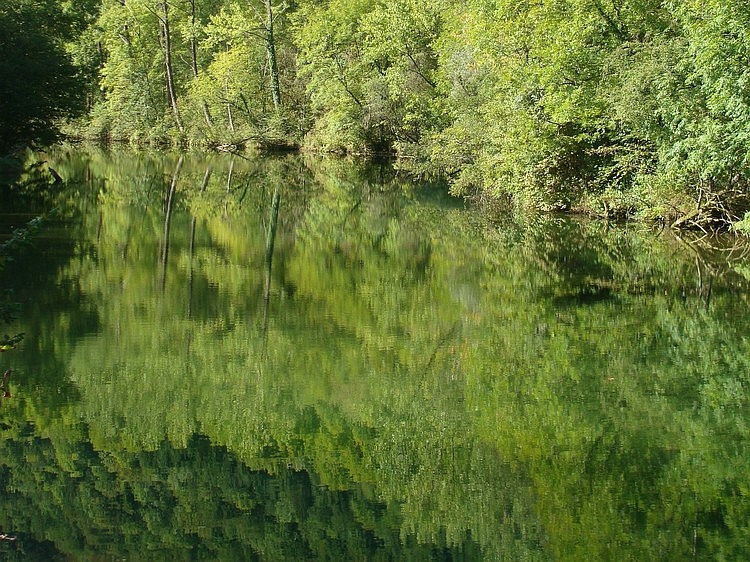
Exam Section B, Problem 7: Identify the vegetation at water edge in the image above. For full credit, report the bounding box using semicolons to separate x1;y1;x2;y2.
3;0;750;226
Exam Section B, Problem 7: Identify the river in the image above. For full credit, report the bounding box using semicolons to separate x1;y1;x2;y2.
0;146;749;560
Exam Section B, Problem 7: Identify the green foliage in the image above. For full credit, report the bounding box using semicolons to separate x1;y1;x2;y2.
293;0;444;153
427;0;646;208
0;216;45;273
79;0;305;147
666;1;750;183
422;0;750;222
90;0;172;141
196;1;303;145
5;0;750;226
0;0;85;152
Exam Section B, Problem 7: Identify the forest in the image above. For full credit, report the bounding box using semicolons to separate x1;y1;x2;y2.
2;0;750;228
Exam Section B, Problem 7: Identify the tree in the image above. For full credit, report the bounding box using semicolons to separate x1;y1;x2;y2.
0;0;84;152
653;0;750;226
186;0;215;128
293;0;443;153
261;0;282;111
196;0;300;143
95;0;167;139
158;0;185;134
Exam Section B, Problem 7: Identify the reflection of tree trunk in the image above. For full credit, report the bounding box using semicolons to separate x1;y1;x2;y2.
263;189;280;338
672;230;715;309
201;163;212;192
159;1;184;133
265;188;280;267
161;155;184;290
223;158;234;215
187;215;197;317
226;158;234;193
121;225;132;260
188;165;211;317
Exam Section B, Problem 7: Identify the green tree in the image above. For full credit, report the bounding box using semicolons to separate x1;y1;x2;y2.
159;0;185;134
0;0;84;152
427;0;657;210
423;0;750;225
656;0;750;226
294;0;443;153
93;0;169;140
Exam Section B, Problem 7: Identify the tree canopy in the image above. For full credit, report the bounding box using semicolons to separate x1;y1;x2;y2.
3;0;750;225
0;0;93;152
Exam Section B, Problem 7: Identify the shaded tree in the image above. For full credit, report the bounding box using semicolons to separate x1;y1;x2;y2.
0;0;84;152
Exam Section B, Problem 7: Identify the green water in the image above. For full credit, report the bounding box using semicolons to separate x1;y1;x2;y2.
1;147;750;561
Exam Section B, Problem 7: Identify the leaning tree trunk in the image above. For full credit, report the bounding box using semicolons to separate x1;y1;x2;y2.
159;1;184;133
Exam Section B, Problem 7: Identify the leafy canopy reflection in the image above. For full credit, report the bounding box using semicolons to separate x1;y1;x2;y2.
1;148;750;560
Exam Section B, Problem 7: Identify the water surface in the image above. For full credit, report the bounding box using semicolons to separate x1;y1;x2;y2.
1;147;749;560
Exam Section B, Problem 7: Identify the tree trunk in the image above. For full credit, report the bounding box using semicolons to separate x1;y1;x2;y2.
188;0;214;128
225;44;236;133
159;1;184;133
264;0;282;111
225;79;235;133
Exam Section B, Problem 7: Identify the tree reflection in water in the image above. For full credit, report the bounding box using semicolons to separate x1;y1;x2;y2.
0;147;749;560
